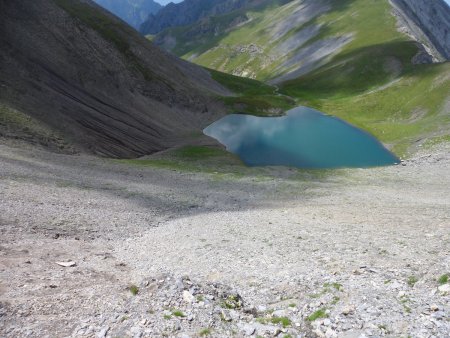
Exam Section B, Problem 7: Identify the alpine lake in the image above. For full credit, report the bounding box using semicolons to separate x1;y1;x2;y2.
204;106;400;169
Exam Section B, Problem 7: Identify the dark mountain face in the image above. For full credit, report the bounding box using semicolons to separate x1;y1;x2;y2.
391;0;450;61
0;0;228;158
93;0;162;29
140;0;251;35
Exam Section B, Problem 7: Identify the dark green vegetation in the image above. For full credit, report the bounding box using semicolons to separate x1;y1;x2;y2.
438;274;449;285
256;315;292;328
307;308;328;321
210;69;296;116
128;284;139;295
407;276;419;287
270;316;291;328
116;146;244;174
172;310;186;317
199;328;212;336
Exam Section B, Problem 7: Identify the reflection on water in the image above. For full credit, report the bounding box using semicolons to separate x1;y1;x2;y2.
204;106;399;169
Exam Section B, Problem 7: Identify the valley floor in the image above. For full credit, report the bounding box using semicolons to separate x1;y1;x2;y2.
0;141;449;337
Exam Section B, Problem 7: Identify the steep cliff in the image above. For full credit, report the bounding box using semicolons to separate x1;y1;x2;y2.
391;0;450;62
0;0;228;158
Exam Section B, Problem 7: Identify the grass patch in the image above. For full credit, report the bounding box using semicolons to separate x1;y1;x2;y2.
270;316;291;328
115;145;245;175
128;284;139;296
172;310;186;317
399;296;412;313
174;145;225;159
199;328;212;336
307;308;328;321
220;295;243;309
323;282;343;291
209;68;275;96
407;276;418;287
210;68;296;116
331;296;340;305
438;274;449;285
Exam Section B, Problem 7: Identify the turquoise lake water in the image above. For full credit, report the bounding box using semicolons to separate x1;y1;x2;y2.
203;106;400;169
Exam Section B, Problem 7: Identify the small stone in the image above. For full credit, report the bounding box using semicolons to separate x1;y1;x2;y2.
325;327;337;338
438;284;450;294
97;326;109;338
55;261;76;267
323;318;331;326
257;305;267;313
221;309;232;322
175;279;184;291
183;290;195;303
390;281;402;289
242;324;255;336
229;310;240;320
272;309;288;317
430;304;439;311
432;311;445;320
397;291;406;298
341;305;355;316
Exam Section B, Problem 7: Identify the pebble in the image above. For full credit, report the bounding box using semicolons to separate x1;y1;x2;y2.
242;324;256;336
437;284;450;293
342;305;355;316
97;326;109;338
182;290;195;303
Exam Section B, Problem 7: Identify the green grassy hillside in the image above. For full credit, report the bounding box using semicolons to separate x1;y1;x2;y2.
157;0;449;157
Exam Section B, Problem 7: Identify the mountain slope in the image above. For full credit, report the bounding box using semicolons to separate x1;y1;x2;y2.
93;0;162;29
153;0;450;82
152;0;450;156
140;0;255;35
0;0;229;158
391;0;450;61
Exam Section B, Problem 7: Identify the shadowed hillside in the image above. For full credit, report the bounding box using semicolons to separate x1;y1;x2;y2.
0;0;229;158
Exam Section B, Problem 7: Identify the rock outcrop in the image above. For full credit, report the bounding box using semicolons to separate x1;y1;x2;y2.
391;0;450;62
0;0;229;158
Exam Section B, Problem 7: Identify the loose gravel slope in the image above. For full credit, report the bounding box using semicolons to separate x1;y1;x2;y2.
0;142;449;337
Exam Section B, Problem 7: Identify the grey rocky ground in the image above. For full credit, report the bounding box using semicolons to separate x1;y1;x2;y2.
0;141;449;337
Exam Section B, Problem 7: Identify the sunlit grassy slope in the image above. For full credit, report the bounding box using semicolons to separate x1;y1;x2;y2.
162;0;449;157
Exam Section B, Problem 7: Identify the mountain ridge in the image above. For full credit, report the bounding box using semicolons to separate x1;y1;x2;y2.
93;0;162;29
140;0;265;35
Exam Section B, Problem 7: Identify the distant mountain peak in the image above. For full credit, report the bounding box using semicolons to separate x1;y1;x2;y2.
93;0;162;29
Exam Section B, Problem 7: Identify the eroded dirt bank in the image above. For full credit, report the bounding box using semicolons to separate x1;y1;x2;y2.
0;142;449;337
